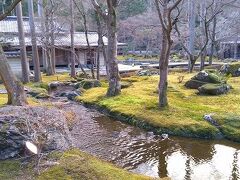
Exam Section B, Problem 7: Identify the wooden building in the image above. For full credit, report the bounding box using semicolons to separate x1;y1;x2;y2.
220;37;240;59
0;16;125;74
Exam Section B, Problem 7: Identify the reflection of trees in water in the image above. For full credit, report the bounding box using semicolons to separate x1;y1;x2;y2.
172;137;216;162
93;116;240;179
232;151;239;180
184;156;192;180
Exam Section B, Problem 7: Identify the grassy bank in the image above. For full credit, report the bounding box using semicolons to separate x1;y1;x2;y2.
0;150;154;180
38;149;153;180
77;73;240;142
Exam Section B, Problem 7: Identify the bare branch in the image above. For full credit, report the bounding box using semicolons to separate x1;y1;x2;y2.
0;0;22;21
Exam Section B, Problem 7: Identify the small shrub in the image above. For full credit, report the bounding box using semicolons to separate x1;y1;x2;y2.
177;75;184;83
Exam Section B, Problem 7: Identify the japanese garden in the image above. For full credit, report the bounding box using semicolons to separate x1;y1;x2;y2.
0;0;239;179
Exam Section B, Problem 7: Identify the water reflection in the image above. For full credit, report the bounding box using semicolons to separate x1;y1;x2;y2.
72;112;240;180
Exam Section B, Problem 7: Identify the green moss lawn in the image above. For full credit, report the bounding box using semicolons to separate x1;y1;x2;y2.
38;149;153;180
77;73;240;142
0;150;154;180
0;73;72;106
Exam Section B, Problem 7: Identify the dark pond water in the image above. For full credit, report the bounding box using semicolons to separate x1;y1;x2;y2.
69;104;240;180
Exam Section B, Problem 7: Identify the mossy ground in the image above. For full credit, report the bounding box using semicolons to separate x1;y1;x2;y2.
0;73;72;106
77;72;240;142
0;160;33;180
0;150;155;180
38;149;153;180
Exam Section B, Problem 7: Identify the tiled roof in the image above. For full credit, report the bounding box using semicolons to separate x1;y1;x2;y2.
0;16;109;47
0;16;44;34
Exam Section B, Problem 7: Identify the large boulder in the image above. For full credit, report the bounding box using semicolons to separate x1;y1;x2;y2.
220;62;240;77
198;83;230;95
0;106;72;160
185;71;225;89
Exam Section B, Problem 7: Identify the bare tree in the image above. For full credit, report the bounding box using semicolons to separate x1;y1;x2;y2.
92;0;121;96
155;0;183;107
0;0;28;106
28;0;42;82
95;11;107;80
16;1;30;83
73;0;95;79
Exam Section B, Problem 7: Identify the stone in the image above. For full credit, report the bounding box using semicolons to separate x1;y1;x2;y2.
185;80;207;89
220;62;240;77
185;70;225;89
35;93;50;99
60;91;79;100
204;114;220;127
0;106;72;160
76;88;86;95
27;88;48;97
198;83;230;95
75;79;101;89
48;81;63;90
137;69;159;76
120;81;132;89
0;89;7;94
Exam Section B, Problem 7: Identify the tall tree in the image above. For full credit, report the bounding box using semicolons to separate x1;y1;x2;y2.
92;0;121;96
70;0;76;78
28;0;42;82
37;0;47;72
187;0;196;72
155;0;182;107
73;0;95;79
16;1;30;83
95;11;107;80
0;0;28;106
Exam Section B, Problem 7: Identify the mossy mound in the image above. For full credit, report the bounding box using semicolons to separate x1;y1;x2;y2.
198;83;230;95
121;81;132;89
27;87;48;98
185;71;226;89
75;79;101;89
220;62;240;77
38;149;152;180
212;114;240;142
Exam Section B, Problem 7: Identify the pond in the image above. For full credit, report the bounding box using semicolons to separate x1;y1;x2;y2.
69;104;240;180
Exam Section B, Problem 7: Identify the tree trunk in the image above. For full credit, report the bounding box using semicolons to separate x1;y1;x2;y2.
83;17;95;79
44;11;54;76
38;0;47;72
16;2;29;83
96;12;105;80
200;51;206;71
28;0;41;82
188;0;196;71
70;0;76;78
189;56;195;73
0;45;27;106
50;13;56;74
91;0;121;96
158;33;171;107
234;39;238;59
106;18;121;96
209;16;217;65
